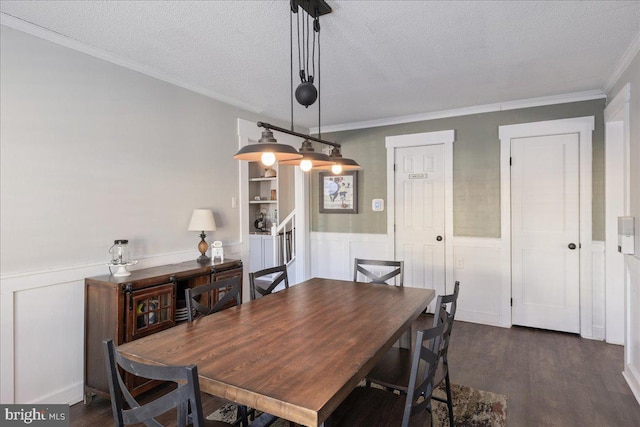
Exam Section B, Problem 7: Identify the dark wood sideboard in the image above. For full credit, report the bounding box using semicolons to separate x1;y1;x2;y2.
84;258;243;401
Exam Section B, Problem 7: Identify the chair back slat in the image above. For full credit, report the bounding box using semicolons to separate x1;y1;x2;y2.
185;276;241;322
353;258;404;286
401;307;449;427
103;339;205;427
432;281;460;364
249;265;289;300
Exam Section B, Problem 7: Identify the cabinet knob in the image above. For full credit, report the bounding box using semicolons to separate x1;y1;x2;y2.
568;243;577;250
436;235;443;242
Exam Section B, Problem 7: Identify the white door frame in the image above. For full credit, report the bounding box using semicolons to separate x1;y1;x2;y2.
604;83;631;347
499;117;594;336
386;130;455;294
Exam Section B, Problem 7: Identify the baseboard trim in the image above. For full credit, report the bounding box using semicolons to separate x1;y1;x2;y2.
456;309;505;328
29;381;84;405
623;364;640;405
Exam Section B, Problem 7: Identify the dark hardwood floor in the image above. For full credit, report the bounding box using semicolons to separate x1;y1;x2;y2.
71;318;640;426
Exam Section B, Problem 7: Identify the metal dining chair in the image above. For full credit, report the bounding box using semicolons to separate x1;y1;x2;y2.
185;276;242;322
353;258;404;286
249;265;289;300
365;281;460;427
103;338;232;427
329;311;449;427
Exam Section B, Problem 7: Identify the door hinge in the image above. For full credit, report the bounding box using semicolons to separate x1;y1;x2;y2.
510;157;512;166
510;298;513;307
393;164;397;172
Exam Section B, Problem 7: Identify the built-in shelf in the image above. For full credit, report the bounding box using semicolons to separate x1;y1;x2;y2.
250;200;277;204
249;177;277;182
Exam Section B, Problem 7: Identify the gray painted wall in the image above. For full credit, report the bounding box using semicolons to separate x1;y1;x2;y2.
312;99;605;239
0;26;272;274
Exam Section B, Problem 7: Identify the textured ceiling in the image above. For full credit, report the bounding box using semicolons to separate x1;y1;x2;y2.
1;1;639;130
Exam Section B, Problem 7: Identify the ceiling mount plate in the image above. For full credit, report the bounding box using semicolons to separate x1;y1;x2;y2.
293;0;332;17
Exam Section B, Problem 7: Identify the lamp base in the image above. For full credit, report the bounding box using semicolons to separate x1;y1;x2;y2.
196;232;210;263
196;254;211;264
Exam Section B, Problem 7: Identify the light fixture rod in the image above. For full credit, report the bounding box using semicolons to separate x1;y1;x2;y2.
257;121;340;148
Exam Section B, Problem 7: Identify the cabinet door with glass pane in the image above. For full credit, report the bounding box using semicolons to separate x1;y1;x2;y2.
126;283;175;342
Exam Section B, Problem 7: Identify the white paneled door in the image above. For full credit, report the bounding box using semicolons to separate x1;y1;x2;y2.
395;145;445;299
511;134;580;333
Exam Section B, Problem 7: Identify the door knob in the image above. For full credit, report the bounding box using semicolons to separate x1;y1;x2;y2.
436;235;443;242
568;243;577;250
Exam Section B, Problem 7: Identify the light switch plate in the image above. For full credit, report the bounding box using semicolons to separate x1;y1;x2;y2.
372;199;384;211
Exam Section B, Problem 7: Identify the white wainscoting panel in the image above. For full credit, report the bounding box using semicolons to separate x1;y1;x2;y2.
451;237;505;327
13;281;85;404
309;234;607;336
591;241;606;341
0;245;242;405
310;233;392;280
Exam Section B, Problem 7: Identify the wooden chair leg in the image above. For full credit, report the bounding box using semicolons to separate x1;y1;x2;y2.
444;372;454;427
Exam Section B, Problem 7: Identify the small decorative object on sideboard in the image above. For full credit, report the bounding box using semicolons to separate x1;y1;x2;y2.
211;240;224;262
107;239;138;277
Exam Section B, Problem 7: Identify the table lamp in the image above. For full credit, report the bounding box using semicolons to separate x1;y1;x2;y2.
188;209;217;263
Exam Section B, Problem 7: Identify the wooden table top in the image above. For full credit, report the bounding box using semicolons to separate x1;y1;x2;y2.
117;277;435;427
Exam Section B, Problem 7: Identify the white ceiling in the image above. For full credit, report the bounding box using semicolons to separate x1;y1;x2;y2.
1;1;639;131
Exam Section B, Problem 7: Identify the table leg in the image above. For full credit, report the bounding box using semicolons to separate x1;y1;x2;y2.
398;328;411;349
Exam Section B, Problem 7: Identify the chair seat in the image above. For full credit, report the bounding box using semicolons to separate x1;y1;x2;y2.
330;386;430;427
367;345;447;392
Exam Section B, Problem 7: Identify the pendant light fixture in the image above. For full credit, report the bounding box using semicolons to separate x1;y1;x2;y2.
233;0;359;174
279;138;335;171
233;128;301;166
315;146;361;175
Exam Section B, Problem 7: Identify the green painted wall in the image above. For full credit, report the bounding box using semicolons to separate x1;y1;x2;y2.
311;99;605;239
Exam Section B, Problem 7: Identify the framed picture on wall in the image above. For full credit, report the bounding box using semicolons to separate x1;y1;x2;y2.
319;171;358;214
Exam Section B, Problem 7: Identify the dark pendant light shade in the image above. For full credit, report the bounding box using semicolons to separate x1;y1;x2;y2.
314;146;360;174
233;129;302;164
279;139;334;171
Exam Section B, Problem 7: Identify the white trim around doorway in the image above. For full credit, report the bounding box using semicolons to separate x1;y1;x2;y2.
499;116;595;337
385;130;455;294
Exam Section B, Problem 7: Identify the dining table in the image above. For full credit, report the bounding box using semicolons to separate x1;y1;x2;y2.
117;277;435;427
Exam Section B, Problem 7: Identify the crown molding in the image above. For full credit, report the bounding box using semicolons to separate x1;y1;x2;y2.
2;12;616;135
603;31;640;94
0;13;261;114
312;90;606;134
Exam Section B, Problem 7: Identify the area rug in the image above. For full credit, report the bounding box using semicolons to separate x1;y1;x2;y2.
208;383;506;426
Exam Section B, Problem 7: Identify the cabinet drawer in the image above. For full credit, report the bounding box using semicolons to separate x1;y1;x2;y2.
126;283;175;342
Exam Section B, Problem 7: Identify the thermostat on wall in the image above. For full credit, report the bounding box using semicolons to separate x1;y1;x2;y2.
372;199;384;212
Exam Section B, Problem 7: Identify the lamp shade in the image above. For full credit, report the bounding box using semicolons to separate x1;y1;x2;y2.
314;146;360;173
233;130;302;163
279;139;335;170
188;209;217;231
